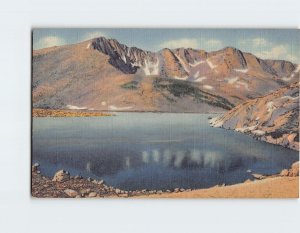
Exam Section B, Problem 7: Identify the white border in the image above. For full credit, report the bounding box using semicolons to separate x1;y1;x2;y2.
0;0;299;232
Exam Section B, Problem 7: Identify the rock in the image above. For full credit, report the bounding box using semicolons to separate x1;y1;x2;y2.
88;192;97;198
119;193;129;197
289;162;299;177
64;189;78;198
179;188;185;192
186;189;192;192
74;175;82;180
32;163;40;172
244;179;252;183
52;170;70;182
157;190;163;194
115;188;121;194
252;173;265;180
280;169;289;177
98;180;104;185
80;188;91;195
174;188;180;193
36;171;41;174
87;177;93;182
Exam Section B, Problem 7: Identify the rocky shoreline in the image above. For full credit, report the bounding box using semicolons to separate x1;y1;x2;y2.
31;162;299;198
31;164;193;198
210;116;299;151
32;108;113;117
209;82;299;151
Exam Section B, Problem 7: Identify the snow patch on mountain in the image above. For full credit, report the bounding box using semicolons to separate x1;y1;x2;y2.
234;68;248;73
266;101;276;113
203;85;214;90
190;60;205;67
142;59;159;75
225;77;239;84
237;81;250;90
282;64;300;82
174;54;190;73
67;104;87;110
174;76;189;80
206;59;217;69
109;105;133;111
195;76;207;82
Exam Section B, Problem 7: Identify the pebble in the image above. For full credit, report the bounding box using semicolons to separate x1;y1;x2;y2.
88;192;97;198
252;173;265;180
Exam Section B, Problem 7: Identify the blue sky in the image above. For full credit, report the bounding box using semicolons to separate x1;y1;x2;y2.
33;28;300;63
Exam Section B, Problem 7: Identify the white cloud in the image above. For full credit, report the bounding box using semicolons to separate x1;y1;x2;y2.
81;31;106;41
239;38;268;47
255;45;297;62
35;36;65;49
159;38;223;51
205;39;223;48
159;38;199;49
238;38;298;63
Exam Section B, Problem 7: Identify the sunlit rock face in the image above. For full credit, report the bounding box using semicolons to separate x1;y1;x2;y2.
210;82;299;151
32;36;299;112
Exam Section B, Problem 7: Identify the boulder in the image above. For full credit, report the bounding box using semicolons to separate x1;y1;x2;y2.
64;189;78;198
174;188;180;193
289;162;299;177
115;188;121;194
80;188;91;196
32;163;40;172
52;170;70;182
280;169;289;177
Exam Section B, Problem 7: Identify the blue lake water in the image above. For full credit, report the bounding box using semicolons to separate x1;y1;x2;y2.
32;113;298;191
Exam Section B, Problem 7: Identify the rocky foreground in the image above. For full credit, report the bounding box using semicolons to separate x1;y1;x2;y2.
31;162;299;198
210;82;299;151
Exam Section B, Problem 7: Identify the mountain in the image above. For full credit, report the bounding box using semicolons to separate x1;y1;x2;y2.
210;82;299;150
32;36;299;112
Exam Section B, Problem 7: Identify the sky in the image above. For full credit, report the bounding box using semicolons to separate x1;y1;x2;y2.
33;28;300;63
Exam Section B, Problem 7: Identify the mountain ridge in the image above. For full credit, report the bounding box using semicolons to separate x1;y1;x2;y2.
32;36;299;112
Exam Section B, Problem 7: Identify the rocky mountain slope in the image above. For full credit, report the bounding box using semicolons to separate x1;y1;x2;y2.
210;82;299;150
32;36;299;112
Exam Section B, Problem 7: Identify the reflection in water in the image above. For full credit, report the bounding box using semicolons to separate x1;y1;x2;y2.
32;113;298;190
